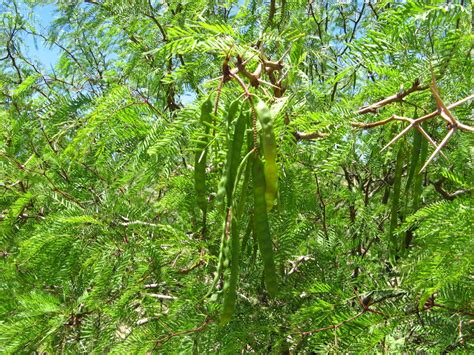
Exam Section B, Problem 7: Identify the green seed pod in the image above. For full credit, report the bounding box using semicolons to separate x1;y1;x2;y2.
219;150;254;325
255;99;278;211
216;174;228;209
252;154;278;297
204;218;227;299
216;100;242;208
404;114;421;199
220;215;241;326
227;100;240;127
389;143;404;260
226;108;248;206
413;123;428;211
194;96;213;213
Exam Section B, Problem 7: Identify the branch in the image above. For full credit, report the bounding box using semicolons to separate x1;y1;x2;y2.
155;318;213;348
145;293;176;300
266;0;276;29
301;311;365;335
355;79;427;115
351;76;473;171
178;259;205;274
339;2;366;57
145;0;167;41
432;179;471;200
293;131;329;141
236;55;260;87
419;127;455;173
351;115;395;128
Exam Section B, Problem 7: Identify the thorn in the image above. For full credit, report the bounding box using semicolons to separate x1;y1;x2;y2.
278;47;291;63
419;128;455;173
439;110;455;126
381;124;413;152
430;80;456;125
257;79;281;90
415;125;448;160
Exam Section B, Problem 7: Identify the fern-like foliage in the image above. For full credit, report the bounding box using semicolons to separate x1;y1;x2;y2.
0;0;472;353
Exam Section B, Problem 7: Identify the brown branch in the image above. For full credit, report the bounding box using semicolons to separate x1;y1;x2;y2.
264;60;284;71
351;84;473;171
432;179;471;200
351;115;395;128
145;0;167;41
415;94;474;130
354;91;474;131
419;127;455;172
266;0;276;29
22;29;84;71
229;71;251;97
355;80;427;115
178;259;205;274
294;131;329;141
236;55;260;87
339;2;366;57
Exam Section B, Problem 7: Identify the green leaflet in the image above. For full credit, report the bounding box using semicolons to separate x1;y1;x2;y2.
252;154;278;297
194;96;213;213
255;99;278;211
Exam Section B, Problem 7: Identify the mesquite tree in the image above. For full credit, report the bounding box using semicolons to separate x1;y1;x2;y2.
1;0;472;353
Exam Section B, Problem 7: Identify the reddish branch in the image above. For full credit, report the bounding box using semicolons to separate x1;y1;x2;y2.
236;55;260;87
220;51;289;149
155;318;213;347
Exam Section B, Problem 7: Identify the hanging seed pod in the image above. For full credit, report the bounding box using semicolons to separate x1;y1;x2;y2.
389;143;404;260
217;101;245;203
252;154;278;297
226;108;248;206
255;99;278;211
220;213;240;325
413;124;429;211
404;114;422;198
194;96;213;213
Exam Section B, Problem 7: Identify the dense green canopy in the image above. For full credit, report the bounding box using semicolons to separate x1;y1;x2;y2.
1;0;472;353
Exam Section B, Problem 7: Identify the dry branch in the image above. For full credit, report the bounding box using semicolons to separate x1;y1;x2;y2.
356;79;428;115
351;77;473;171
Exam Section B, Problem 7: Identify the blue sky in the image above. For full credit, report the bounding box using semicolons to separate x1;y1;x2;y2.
23;3;60;68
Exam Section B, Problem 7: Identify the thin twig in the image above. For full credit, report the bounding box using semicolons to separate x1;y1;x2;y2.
301;311;365;335
155;318;213;348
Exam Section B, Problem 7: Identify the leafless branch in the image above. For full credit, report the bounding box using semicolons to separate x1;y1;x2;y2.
355;80;428;115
